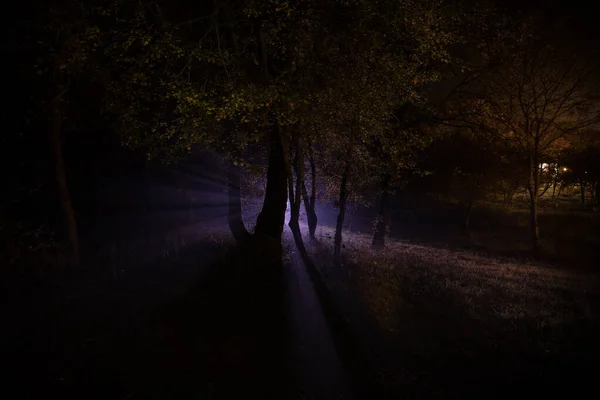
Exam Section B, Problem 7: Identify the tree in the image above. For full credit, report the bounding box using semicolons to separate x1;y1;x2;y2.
452;28;600;251
25;0;103;266
46;0;461;265
370;108;434;248
563;130;600;210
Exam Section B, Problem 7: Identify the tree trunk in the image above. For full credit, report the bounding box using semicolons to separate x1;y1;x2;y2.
528;151;541;253
334;160;350;265
299;142;318;239
254;123;288;249
301;182;318;239
588;185;596;209
227;162;250;245
289;138;303;231
503;181;516;207
464;200;474;237
288;138;310;259
463;181;479;239
580;182;586;208
551;177;558;207
51;88;79;266
303;144;318;239
372;176;392;248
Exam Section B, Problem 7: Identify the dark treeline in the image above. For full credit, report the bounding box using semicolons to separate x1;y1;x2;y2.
4;0;600;270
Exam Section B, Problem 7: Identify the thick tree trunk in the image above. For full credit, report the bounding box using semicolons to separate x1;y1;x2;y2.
51;90;79;266
255;123;288;249
372;176;392;248
334;161;350;265
528;151;541;253
227;162;250;245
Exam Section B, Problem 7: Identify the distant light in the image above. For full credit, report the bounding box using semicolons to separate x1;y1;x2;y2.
563;167;568;172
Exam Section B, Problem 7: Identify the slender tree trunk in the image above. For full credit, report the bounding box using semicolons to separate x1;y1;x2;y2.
503;181;516;207
372;176;392;248
580;182;586;208
288;138;311;260
464;199;474;236
334;160;350;265
551;176;558;207
301;182;318;239
305;144;318;239
255;123;288;249
227;122;250;245
51;87;79;266
528;150;541;253
227;162;250;245
299;142;318;239
463;181;480;238
289;138;303;231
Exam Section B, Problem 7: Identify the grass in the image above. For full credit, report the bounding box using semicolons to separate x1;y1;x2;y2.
1;228;288;399
4;206;599;399
306;226;600;398
382;195;600;270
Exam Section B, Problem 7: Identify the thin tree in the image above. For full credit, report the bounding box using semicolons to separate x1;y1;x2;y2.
455;35;600;251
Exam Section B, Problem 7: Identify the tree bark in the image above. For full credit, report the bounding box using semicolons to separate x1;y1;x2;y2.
372;176;392;248
551;176;559;207
227;162;250;245
301;143;318;239
334;160;350;265
463;180;480;238
51;87;79;266
464;199;474;237
254;122;288;246
309;146;317;209
289;138;303;231
528;151;541;253
288;137;311;260
588;184;596;209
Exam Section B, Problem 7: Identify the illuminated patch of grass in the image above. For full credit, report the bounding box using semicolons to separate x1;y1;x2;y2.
307;225;600;397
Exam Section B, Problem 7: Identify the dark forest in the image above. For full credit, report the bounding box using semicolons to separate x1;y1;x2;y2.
2;0;600;398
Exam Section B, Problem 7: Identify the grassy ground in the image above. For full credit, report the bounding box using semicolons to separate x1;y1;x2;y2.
384;195;600;270
0;229;288;399
3;204;599;399
307;226;600;398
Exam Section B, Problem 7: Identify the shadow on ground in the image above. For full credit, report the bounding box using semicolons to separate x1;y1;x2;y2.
308;231;600;399
1;238;287;399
